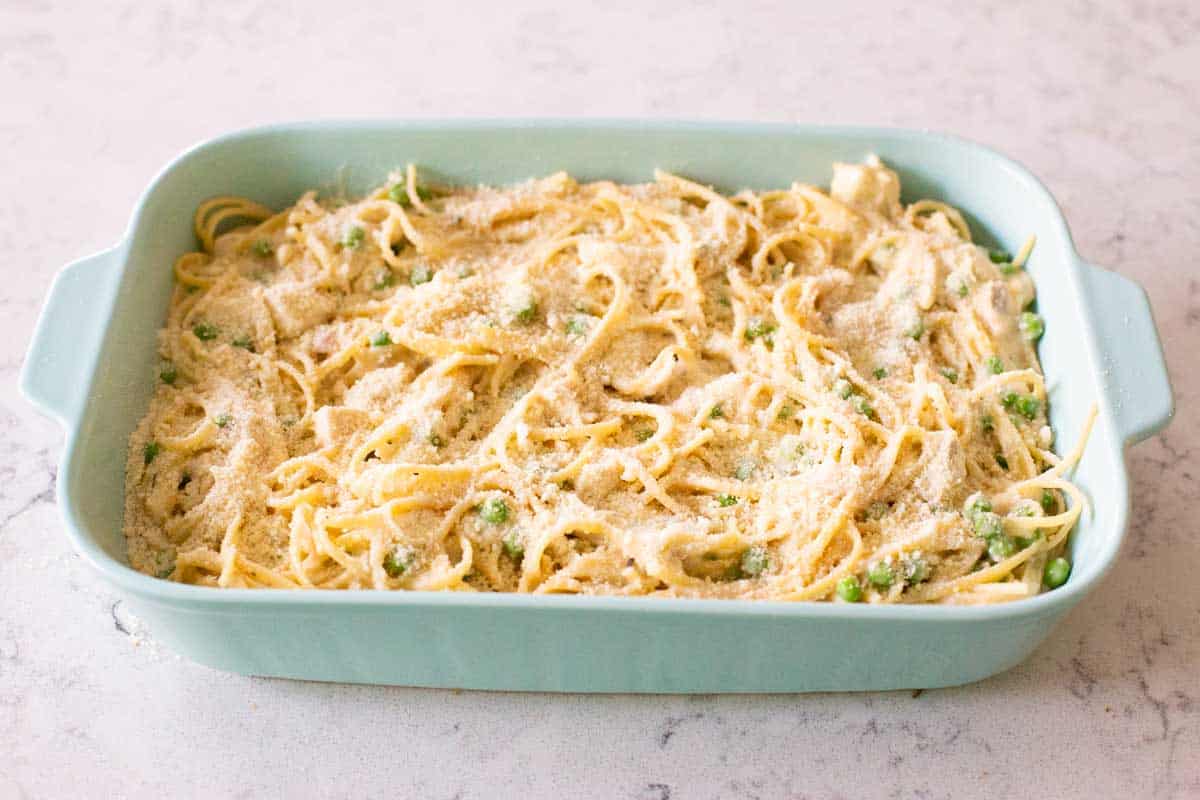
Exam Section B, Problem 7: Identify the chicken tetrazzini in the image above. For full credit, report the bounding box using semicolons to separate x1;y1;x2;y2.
124;157;1088;603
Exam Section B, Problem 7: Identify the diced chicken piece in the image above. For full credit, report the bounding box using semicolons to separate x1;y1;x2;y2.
913;431;966;506
1009;270;1036;310
973;278;1036;369
311;326;340;356
264;282;338;339
975;282;1014;337
829;299;907;377
830;156;903;220
575;452;624;506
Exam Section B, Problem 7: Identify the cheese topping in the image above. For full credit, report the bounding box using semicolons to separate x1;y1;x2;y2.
124;159;1088;603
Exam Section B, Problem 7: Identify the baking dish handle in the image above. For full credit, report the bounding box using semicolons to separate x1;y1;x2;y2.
1079;262;1174;445
20;248;119;427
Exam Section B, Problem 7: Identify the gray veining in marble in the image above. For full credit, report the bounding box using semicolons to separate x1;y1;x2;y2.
1;1;1197;797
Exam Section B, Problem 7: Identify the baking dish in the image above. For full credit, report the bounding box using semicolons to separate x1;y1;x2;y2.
20;121;1173;692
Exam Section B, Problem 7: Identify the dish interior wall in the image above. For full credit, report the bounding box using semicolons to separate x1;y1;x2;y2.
68;125;1115;588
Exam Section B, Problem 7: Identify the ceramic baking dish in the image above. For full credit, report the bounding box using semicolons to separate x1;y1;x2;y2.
21;121;1173;692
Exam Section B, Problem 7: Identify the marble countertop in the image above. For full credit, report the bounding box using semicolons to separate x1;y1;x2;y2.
2;1;1197;797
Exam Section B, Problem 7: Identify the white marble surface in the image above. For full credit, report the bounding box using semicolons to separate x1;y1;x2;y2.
2;1;1198;797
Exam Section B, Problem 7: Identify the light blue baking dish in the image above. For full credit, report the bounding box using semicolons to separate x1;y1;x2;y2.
20;121;1173;692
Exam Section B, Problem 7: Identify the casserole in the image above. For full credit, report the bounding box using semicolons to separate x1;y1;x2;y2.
20;121;1173;691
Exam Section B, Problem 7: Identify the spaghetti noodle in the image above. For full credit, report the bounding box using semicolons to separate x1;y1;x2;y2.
123;157;1089;603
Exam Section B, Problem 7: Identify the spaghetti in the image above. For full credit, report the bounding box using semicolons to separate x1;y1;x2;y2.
123;157;1089;603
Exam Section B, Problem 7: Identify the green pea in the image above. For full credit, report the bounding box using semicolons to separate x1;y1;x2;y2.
231;335;254;350
251;239;273;257
410;264;433;286
873;366;888;379
1019;311;1044;340
1041;489;1056;514
709;404;724;419
964;494;993;519
851;394;875;419
744;317;776;341
740;545;769;577
834;379;853;399
988;249;1011;264
374;270;395;290
565;317;589;336
836;576;863;602
956;281;970;298
159;362;178;385
371;330;392;347
388;184;410;205
987;534;1016;561
867;561;894;588
902;554;929;585
1014;531;1042;550
143;441;161;465
502;531;524;560
1000;392;1039;422
192;321;219;341
1044;557;1071;588
387;183;432;207
733;461;755;481
510;295;538;325
986;355;1004;374
342;226;366;249
940;367;958;384
383;549;411;578
214;413;232;428
634;428;654;442
716;494;739;507
973;511;1004;539
479;497;510;525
